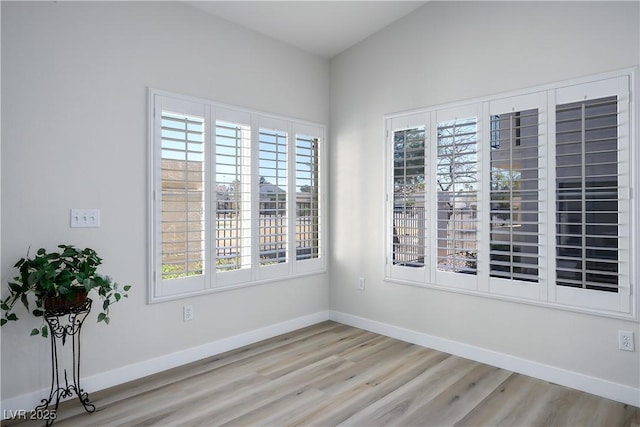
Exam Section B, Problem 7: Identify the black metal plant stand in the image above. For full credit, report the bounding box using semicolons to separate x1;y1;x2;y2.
35;298;96;426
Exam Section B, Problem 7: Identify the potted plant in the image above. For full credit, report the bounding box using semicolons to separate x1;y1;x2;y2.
0;244;131;337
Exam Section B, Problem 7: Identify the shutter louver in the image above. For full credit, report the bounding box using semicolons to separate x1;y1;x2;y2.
555;96;620;293
489;109;541;283
392;127;427;267
215;121;252;272
151;91;326;301
382;72;632;315
437;118;478;275
160;111;205;280
259;129;288;265
295;135;320;261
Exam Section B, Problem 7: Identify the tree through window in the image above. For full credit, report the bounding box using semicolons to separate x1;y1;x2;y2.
436;117;478;274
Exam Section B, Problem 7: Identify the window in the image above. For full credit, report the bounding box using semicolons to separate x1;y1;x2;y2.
436;115;479;276
295;134;320;261
387;113;430;284
555;96;619;292
149;90;325;302
160;111;206;281
258;127;288;266
214;120;251;274
385;70;636;317
489;108;540;284
550;77;632;314
392;126;427;268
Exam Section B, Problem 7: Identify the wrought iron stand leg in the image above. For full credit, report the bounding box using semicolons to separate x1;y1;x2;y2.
34;300;95;426
34;318;61;427
72;322;95;413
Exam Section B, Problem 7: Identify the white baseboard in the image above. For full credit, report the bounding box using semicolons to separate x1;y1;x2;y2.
1;310;330;415
329;310;640;407
4;309;637;415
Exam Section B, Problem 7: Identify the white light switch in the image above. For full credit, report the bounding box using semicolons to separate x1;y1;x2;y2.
70;209;100;228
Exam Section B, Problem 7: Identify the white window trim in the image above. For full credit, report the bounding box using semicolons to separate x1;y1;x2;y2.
148;89;327;303
384;68;639;321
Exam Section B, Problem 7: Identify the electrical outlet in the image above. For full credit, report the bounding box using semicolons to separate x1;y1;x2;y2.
618;330;635;351
358;277;366;291
183;305;194;322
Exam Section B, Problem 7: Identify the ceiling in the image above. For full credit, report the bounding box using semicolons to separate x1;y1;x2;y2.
186;1;428;59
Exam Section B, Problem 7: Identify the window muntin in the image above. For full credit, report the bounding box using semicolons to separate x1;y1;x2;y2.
555;96;619;292
436;117;478;275
392;127;427;267
489;109;540;283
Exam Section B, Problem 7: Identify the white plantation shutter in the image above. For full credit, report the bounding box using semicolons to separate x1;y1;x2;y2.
161;112;206;280
393;127;427;267
294;126;322;268
434;104;481;290
149;90;326;302
436;117;479;273
555;97;619;291
386;112;430;284
152;96;208;298
258;126;288;267
485;92;548;300
213;111;253;286
489;109;541;282
383;70;635;317
552;76;631;313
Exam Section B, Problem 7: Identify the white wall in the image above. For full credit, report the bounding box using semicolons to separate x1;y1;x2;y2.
1;1;330;404
330;0;640;401
3;0;640;412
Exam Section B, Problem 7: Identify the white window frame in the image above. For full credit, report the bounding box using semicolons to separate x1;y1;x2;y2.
384;68;638;320
148;89;326;303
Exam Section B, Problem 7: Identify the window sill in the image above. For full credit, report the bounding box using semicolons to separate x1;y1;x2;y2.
149;268;328;304
383;275;638;322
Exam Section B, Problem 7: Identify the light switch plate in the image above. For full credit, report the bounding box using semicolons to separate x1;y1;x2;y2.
70;209;100;228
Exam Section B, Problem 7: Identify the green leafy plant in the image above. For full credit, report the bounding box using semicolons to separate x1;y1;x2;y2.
1;245;131;337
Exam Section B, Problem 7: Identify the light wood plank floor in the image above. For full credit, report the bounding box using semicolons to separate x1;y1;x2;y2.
6;321;640;426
